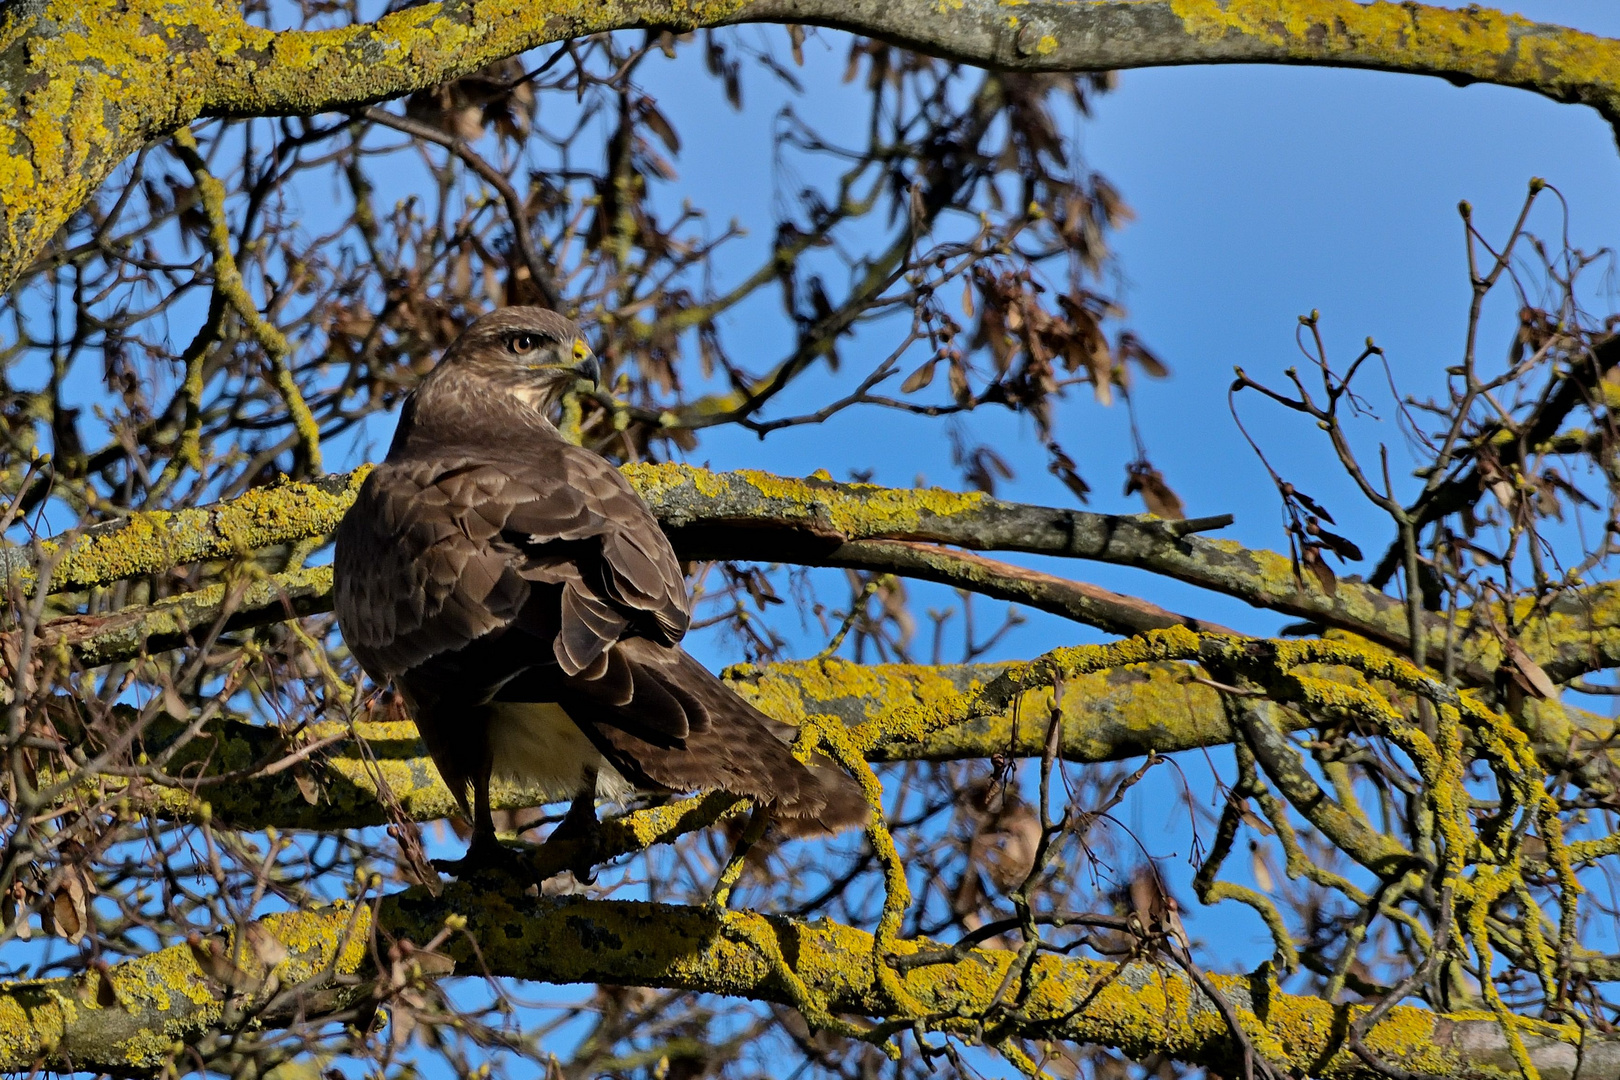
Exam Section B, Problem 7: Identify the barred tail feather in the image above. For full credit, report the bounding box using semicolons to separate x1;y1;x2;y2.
574;642;869;836
771;759;870;838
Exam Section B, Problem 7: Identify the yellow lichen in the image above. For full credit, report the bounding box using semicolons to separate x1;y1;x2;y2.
0;901;373;1070
1168;0;1620;121
357;888;1568;1077
621;462;989;539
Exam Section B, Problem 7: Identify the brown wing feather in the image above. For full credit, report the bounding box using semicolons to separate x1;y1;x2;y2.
501;449;690;646
334;443;693;744
557;639;869;834
335;402;862;834
334;462;526;679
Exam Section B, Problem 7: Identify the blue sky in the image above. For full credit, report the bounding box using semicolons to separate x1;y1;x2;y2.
626;3;1620;657
636;2;1620;975
513;3;1620;981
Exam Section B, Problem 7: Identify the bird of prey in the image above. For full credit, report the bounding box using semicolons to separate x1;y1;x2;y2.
333;307;866;877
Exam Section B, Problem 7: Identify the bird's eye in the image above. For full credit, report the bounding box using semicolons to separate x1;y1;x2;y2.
507;333;541;356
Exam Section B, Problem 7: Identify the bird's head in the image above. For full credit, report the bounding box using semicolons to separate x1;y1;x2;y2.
434;306;601;414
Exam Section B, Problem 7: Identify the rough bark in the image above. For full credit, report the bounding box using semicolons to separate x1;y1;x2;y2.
15;464;1619;683
57;651;1613;832
35;658;1245;830
3;2;1618;292
0;884;1610;1080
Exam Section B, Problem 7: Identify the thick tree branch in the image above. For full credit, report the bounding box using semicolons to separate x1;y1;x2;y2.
28;540;1233;668
30;567;332;669
42;653;1616;835
731;0;1620;144
0;903;373;1076
21;464;1619;681
3;2;1618;292
39;658;1240;831
0;885;1611;1079
0;469;364;596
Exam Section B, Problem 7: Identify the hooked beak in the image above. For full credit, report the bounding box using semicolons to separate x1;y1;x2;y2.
571;339;602;387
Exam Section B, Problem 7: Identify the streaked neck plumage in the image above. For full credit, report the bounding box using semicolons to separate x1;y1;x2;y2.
387;362;568;462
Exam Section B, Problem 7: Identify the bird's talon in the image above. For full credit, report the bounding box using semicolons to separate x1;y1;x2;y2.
545;794;604;883
433;835;530;881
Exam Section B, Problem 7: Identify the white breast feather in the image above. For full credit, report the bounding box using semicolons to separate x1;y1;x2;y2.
486;701;634;803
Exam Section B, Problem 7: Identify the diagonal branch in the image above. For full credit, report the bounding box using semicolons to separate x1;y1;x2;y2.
816;539;1237;638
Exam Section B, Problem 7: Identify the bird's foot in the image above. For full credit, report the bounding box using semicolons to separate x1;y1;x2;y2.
542;796;604;883
432;832;532;883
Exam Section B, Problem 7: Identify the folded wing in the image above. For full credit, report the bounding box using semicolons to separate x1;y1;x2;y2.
334;436;863;831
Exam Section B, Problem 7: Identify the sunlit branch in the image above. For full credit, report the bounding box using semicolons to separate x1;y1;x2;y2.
5;1;1619;291
0;885;1610;1079
21;463;1613;681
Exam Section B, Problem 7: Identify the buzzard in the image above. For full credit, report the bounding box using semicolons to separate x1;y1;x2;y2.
333;307;865;877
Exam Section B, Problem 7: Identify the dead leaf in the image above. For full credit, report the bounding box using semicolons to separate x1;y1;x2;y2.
1502;638;1560;700
2;882;29;941
1249;840;1273;892
1306;518;1364;561
48;890;82;945
947;357;971;405
1236;801;1275;837
971;802;1041;894
1124;461;1185;519
43;868;95;946
1127;867;1188;949
400;944;456;979
1282;483;1336;525
1116;331;1168;378
93;960;121;1009
900;358;938;393
1047;442;1091;503
448;247;472;299
638;99;682;155
245;923;290;970
293;763;321;806
188;932;250;988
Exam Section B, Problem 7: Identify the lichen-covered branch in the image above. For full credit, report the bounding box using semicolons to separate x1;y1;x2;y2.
381;888;1620;1080
44;649;1617;835
732;2;1620;144
19;539;1224;671
4;464;1402;637
0;469;364;597
0;885;1611;1079
33;567;332;669
3;2;1618;293
20;464;1620;681
42;658;1243;831
0;903;372;1075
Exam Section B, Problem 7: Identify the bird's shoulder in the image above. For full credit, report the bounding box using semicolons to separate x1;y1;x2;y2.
377;437;647;509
